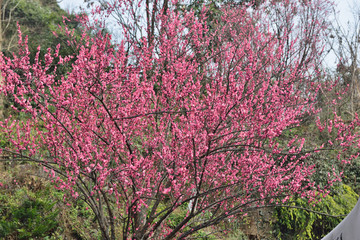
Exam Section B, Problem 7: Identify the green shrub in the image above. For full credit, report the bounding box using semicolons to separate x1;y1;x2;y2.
0;187;60;239
273;184;358;239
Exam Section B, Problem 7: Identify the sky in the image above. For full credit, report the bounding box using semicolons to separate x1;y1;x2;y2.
335;0;352;22
326;0;356;67
57;0;356;69
58;0;354;21
58;0;84;12
58;0;354;18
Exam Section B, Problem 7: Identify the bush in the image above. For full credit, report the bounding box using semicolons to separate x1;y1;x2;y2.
273;184;358;239
0;187;60;239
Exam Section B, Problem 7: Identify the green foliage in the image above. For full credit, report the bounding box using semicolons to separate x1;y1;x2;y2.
2;0;81;53
157;203;218;239
191;230;218;240
0;132;9;148
0;163;103;239
0;187;60;239
342;156;360;192
1;0;83;119
273;184;358;239
221;219;249;240
167;206;188;229
63;199;102;239
226;230;249;240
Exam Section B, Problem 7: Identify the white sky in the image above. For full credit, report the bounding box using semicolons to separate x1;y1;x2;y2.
58;0;84;12
335;0;352;21
58;0;353;17
58;0;355;69
325;0;354;68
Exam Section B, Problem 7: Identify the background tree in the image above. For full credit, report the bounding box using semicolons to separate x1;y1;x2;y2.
0;0;81;120
327;2;360;118
321;2;360;194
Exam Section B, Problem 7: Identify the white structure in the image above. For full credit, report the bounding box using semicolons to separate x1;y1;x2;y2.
322;198;360;240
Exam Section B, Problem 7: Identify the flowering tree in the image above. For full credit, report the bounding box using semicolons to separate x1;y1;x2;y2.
1;0;359;239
